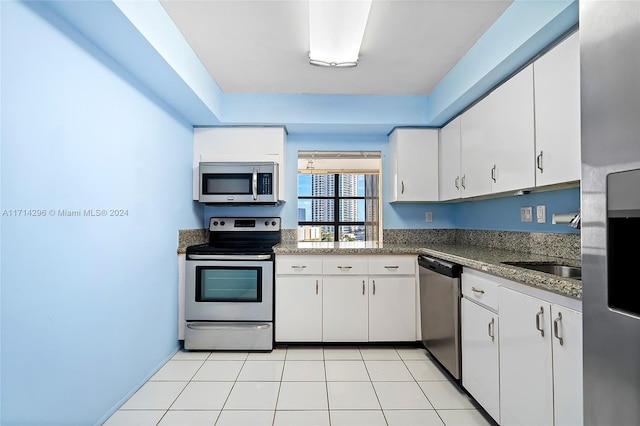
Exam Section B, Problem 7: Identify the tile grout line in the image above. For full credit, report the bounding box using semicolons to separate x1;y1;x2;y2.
360;346;388;424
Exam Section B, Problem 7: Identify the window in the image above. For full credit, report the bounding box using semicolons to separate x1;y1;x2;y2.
297;151;381;242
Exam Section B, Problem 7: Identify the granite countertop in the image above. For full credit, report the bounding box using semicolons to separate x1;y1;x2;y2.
273;241;582;300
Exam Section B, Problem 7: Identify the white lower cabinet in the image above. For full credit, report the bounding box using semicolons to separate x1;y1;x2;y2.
323;276;369;342
275;276;323;342
275;254;417;343
499;287;554;426
368;276;416;341
461;298;500;423
551;304;583;426
275;256;323;342
498;286;583;426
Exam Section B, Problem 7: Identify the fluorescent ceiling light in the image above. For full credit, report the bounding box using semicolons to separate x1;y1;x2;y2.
308;0;372;67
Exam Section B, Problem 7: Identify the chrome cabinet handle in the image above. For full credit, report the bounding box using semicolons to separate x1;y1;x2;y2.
536;151;544;173
471;287;485;294
315;279;319;295
491;165;497;183
252;167;258;200
461;175;466;189
488;318;495;342
455;176;460;190
291;265;307;270
536;306;545;337
554;312;564;345
337;265;352;270
401;181;405;194
384;265;399;270
372;280;376;295
362;280;365;295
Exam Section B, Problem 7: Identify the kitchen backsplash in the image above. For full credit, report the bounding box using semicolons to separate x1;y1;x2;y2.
180;228;580;261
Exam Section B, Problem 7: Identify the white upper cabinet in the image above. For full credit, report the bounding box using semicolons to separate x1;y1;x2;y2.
533;31;581;187
460;97;493;198
192;126;287;201
389;128;439;202
439;116;462;201
459;64;536;198
487;64;536;194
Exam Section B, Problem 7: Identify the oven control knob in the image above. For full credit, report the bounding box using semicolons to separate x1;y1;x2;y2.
220;221;225;226
212;221;219;226
271;221;277;226
265;221;269;226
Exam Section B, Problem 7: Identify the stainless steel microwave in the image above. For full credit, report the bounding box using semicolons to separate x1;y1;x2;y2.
198;162;279;204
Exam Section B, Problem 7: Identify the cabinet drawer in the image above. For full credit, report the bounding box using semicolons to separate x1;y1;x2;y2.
368;256;416;275
462;271;499;311
323;256;368;275
276;256;323;275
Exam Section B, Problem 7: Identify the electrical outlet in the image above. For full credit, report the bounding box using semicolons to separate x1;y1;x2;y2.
521;206;533;222
536;205;546;223
425;211;433;222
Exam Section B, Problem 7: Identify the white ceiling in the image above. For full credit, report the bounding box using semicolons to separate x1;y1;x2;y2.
160;0;513;96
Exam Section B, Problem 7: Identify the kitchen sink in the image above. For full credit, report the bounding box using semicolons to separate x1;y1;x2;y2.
502;261;581;280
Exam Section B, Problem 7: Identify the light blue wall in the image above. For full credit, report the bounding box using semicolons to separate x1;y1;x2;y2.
1;2;202;424
454;187;580;233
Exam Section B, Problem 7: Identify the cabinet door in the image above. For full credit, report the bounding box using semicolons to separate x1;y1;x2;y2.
323;276;368;342
534;31;581;187
489;64;536;194
275;276;322;342
461;298;500;423
498;287;553;426
460;98;493;198
193;127;286;201
368;276;416;342
551;305;583;426
389;128;439;202
439;117;462;201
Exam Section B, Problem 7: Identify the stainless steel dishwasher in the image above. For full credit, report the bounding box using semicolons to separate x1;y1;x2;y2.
418;255;462;381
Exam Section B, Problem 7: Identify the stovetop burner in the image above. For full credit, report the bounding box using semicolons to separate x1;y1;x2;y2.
186;243;276;256
186;216;281;255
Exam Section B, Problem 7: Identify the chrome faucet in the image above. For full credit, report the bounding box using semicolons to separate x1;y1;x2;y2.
569;212;581;229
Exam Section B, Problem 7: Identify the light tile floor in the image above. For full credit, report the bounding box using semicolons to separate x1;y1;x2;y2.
104;345;496;426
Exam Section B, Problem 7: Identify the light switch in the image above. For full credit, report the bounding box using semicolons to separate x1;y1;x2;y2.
536;205;546;223
521;206;533;222
425;211;433;222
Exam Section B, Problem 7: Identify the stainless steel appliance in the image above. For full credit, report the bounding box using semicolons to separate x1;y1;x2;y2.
184;217;281;350
198;162;279;204
581;2;640;424
418;255;462;381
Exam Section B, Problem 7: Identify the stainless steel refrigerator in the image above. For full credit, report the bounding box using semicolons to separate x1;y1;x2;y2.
581;1;640;425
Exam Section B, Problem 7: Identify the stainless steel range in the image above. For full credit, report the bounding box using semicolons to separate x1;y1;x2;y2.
184;217;281;351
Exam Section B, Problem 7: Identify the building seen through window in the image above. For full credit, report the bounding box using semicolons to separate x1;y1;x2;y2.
297;151;381;242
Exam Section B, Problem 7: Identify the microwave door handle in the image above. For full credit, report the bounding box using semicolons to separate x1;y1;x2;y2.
252;167;258;200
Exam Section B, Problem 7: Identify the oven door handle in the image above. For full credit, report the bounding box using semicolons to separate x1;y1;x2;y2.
187;254;272;261
187;323;270;331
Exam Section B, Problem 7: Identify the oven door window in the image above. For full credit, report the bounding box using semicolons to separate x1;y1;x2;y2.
195;266;262;302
